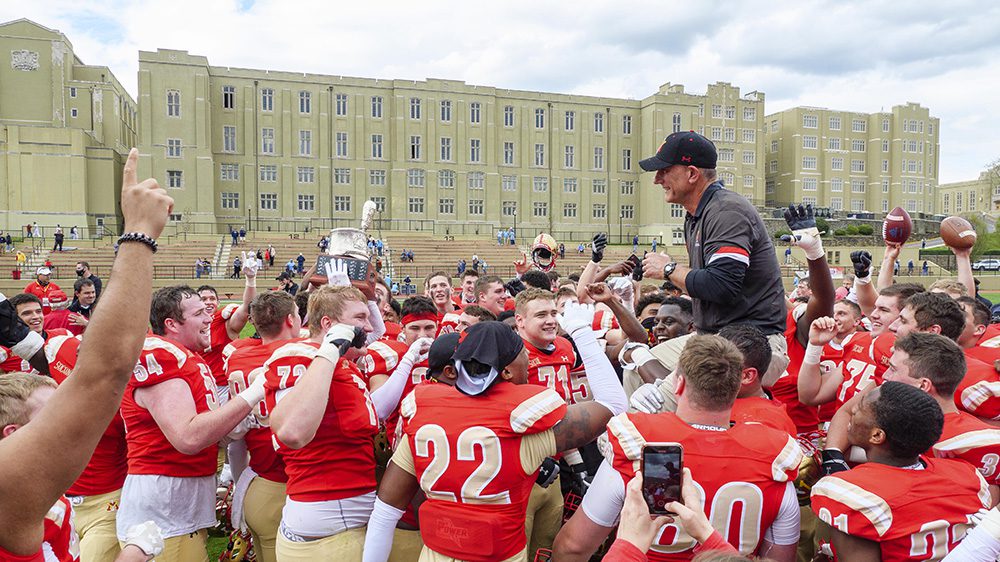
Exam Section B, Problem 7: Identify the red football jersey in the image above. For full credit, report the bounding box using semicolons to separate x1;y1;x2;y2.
439;312;460;335
400;381;566;561
770;314;820;434
226;338;287;483
966;336;1000;368
604;412;801;560
203;303;240;386
816;338;847;422
869;332;895;378
980;324;1000;345
956;353;1000;420
834;331;879;411
934;411;1000;486
524;336;577;403
731;396;796;436
263;340;378;502
23;281;63;314
381;321;402;342
45;335;127;497
120;335;220;477
811;456;990;561
0;345;31;373
592;309;620;335
566;337;595;405
358;339;428;443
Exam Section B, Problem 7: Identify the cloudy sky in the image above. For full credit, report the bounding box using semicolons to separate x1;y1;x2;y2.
5;0;999;183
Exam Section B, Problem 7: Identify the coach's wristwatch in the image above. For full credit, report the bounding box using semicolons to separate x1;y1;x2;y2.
662;261;677;279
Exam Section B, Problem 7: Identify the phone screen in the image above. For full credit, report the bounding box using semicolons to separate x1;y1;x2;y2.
628;254;644;281
641;443;683;515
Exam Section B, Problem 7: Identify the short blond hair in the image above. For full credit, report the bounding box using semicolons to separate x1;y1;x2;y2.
0;373;56;431
514;287;555;316
677;335;743;411
928;279;968;298
307;285;366;337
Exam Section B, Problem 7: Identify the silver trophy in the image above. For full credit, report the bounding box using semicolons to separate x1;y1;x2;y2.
316;201;378;281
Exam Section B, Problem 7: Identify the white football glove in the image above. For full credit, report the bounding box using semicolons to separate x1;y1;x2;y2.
558;302;596;337
235;370;267;407
316;323;363;364
325;258;351;287
402;337;434;366
241;251;259;279
629;380;666;414
608;277;634;305
123;520;164;559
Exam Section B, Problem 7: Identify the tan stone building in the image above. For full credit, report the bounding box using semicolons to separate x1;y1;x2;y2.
0;19;137;237
137;47;766;242
939;170;999;215
764;103;939;216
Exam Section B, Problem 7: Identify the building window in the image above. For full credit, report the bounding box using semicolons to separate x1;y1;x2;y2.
409;136;421;160
335;195;352;213
563;203;577;218
724;128;736;142
298;166;316;183
802;156;817;170
223;126;237;152
743;175;753;188
771;140;778;152
71;108;78;118
593;147;604;170
882;179;890;193
535;108;545;129
534;144;545;167
882;160;889;173
438;170;455;188
882;119;890;133
503;105;514;127
594;112;604;133
622;115;632;134
698;104;705;117
469;199;484;215
369;170;386;186
221;192;240;209
851;199;865;212
564;178;577;193
621;205;634;220
743;107;756;121
593;179;606;194
712;104;723;118
533;177;548;192
592;204;607;220
440;100;452;122
562;145;575;168
711;127;722;141
503;142;515;165
167;138;182;158
765;181;775;195
533;202;548;218
719;149;734;163
335;132;348;158
622;181;635;195
829;116;841;130
220;163;240;181
769;160;778;173
260;88;273;112
502;201;517;217
299;130;312;156
802;196;817;206
371;96;383;118
851;139;866;152
802;136;818;149
259;165;277;182
300;91;312;114
851;159;865;173
743;129;755;143
440;137;452;161
725;106;736;120
166;170;183;188
502;175;517;192
622;149;632;170
468;171;485;189
742;151;755;165
803;177;818;191
673;112;682;133
408;197;425;214
670;204;684;218
828;137;841;151
830;197;842;211
409;98;421;119
883;140;890;152
371;134;383;159
298;194;315;212
470;102;481;124
260;193;277;210
852;119;867;133
69;86;77;98
261;128;275;154
167;90;181;117
439;198;455;215
222;85;235;109
565;111;575;131
469;139;481;163
802;115;818;128
407;169;425;187
831;157;844;171
721;172;735;187
851;179;866;193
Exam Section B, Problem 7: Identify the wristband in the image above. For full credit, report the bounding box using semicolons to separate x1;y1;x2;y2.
116;232;158;253
854;274;872;286
803;343;823;365
632;346;657;368
618;342;655;371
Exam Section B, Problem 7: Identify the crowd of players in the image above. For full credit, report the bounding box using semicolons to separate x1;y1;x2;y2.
7;140;1000;562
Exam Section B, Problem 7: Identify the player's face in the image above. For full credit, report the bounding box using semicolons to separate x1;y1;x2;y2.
456;313;480;333
15;302;44;334
637;302;661;322
653;165;697;206
478;282;507;315
174;295;212;351
199;290;219;315
653;304;690;344
336;300;373;359
76;285;97;307
2;386;56;439
461;276;478;298
888;305;917;338
869;295;901;337
846;388;880;449
832;302;859;335
503;347;530;385
426;276;452;308
556;295;578;314
403;319;438;344
516;299;558;346
958;302;983;348
882;349;918;387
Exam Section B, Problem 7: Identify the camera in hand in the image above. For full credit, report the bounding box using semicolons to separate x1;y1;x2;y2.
641;443;683;515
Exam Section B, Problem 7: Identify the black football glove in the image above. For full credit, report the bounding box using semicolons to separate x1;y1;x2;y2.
850;250;873;279
784;204;817;233
0;295;43;360
536;457;560;488
821;449;850;476
591;233;608;263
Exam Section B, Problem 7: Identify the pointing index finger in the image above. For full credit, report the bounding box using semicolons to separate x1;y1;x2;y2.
123;148;138;189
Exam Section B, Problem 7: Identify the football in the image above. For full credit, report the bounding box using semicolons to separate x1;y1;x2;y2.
940;216;977;249
882;207;913;245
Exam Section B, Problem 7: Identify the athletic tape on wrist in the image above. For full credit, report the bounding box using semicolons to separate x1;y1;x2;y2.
803;343;824;364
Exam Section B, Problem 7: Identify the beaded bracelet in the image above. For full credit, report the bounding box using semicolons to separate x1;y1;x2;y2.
117;232;158;253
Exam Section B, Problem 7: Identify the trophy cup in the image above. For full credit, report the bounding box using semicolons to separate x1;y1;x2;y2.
312;201;379;292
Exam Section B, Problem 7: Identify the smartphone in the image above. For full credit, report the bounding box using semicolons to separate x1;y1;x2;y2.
627;253;644;281
641;443;683;515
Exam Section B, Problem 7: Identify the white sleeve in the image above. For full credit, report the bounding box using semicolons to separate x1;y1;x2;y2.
362;498;404;562
579;460;626;528
944;507;1000;562
763;482;800;545
366;301;386;345
370;355;415;420
571;328;628;415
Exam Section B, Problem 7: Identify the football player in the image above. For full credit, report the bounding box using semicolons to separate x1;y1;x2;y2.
197;256;256;396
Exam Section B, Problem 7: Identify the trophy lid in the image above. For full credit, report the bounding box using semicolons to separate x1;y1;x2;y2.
327;228;370;260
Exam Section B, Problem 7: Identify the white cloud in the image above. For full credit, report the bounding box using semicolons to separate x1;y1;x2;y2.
4;0;1000;182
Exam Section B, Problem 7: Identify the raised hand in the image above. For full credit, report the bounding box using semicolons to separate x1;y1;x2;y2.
120;148;173;239
513;252;530;276
591;232;608;263
850;250;872;279
782;203;824;260
585;282;615;304
241;251;258;279
324;258;351;287
808;316;837;346
558;301;596;337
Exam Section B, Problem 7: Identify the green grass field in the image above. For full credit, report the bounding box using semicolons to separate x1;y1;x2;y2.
982;292;1000;304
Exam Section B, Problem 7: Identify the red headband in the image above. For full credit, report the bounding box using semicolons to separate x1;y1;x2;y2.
401;312;440;326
